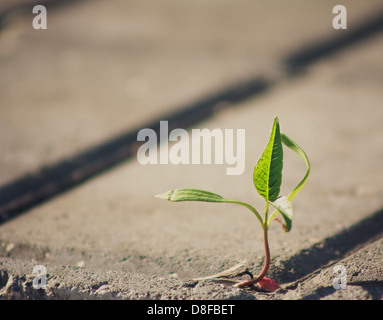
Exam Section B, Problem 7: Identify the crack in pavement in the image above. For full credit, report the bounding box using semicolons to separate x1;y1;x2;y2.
268;207;383;285
1;6;383;223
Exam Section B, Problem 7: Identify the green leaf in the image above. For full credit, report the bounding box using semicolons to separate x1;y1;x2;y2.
267;132;310;231
156;188;264;225
155;188;225;202
268;196;292;232
253;117;283;202
281;133;310;202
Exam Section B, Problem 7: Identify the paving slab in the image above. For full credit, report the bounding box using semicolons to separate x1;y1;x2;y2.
275;237;383;300
1;0;382;189
2;236;381;300
1;21;383;300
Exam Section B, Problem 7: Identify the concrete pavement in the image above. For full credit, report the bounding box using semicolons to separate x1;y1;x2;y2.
1;0;381;187
1;1;383;300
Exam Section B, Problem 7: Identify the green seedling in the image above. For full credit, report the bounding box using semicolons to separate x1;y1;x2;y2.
156;117;310;289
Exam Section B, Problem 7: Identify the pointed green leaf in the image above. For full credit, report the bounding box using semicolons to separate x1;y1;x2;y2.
156;188;264;225
267;132;310;231
253;117;283;202
156;189;225;202
268;196;292;232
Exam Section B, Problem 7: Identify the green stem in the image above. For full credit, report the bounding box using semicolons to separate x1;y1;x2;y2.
223;200;263;227
264;202;269;229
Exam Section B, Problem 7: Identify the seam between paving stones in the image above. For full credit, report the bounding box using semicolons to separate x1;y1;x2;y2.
268;207;383;285
1;7;383;223
285;237;383;300
1;4;383;300
1;207;382;299
1;238;382;300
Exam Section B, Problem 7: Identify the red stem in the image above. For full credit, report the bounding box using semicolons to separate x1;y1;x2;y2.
236;227;270;288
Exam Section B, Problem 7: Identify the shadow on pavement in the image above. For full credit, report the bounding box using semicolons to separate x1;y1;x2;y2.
273;207;383;284
1;4;383;226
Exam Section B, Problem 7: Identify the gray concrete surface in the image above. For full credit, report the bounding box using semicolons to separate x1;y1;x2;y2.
1;1;383;300
0;0;381;186
1;235;382;300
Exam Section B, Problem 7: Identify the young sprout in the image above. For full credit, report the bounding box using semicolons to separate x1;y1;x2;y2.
156;117;310;290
